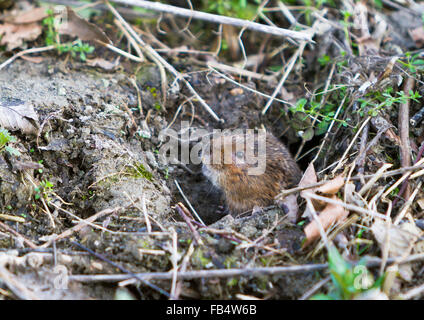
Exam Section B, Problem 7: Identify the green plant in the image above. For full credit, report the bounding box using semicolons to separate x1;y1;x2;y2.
357;88;421;117
289;86;349;137
311;246;384;300
42;9;94;61
398;52;424;73
203;0;261;20
0;128;20;156
34;179;54;201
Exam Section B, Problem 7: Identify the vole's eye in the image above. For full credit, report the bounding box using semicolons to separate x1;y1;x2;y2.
235;151;244;159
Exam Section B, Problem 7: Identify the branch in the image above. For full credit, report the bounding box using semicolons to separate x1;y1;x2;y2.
108;0;313;42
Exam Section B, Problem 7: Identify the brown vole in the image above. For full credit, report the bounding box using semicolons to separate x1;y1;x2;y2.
201;131;302;214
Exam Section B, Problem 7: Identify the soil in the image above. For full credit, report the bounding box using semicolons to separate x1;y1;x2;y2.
0;57;315;300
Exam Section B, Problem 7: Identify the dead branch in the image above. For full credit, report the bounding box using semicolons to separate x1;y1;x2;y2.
108;0;313;42
68;252;424;283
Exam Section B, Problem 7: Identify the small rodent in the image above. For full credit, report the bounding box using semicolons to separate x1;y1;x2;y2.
201;131;302;214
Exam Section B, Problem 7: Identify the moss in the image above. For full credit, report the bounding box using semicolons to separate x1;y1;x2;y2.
126;163;153;181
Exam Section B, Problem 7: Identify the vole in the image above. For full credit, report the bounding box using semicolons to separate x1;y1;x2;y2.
201;131;302;215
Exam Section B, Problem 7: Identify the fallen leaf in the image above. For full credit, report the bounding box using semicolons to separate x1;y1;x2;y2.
299;162;318;198
371;219;423;281
344;182;366;207
317;175;345;195
0;22;42;50
86;57;119;70
58;6;111;44
303;195;349;246
4;7;48;24
372;219;422;258
20;55;44;63
0;99;39;134
409;26;424;48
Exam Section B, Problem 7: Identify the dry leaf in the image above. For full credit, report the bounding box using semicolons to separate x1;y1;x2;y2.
86;58;119;70
303;195;349;246
58;6;111;44
317;175;345;195
299;163;349;245
0;22;42;50
372;219;422;281
20;55;44;63
0;99;39;134
409;26;424;48
299;163;323;218
299;162;318;198
345;182;366;207
5;7;48;24
372;219;421;258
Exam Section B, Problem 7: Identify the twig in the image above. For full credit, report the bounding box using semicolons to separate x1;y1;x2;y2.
305;193;388;220
382;158;424;199
71;263;328;282
169;228;178;300
311;92;347;163
358;163;392;196
68;252;424;283
174;180;205;226
296;62;336;160
103;43;143;62
113;18;145;61
175;203;203;245
108;0;313;42
299;276;331;300
331;116;371;174
399;282;424;300
0;221;37;249
398;77;414;199
393;181;422;225
106;1;223;122
207;60;276;82
277;162;424;198
209;67;295;108
0;265;38;299
0;214;25;223
0;45;55;71
262;42;305;116
38;207;121;248
70;240;170;298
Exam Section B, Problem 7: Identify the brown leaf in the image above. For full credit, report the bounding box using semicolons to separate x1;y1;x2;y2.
409;26;424;48
372;219;423;281
5;7;48;24
20;55;44;63
0;22;42;50
86;58;119;70
371;219;421;258
299;162;318;198
303;196;349;246
0;99;39;135
58;6;111;44
317;175;345;195
299;163;326;210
